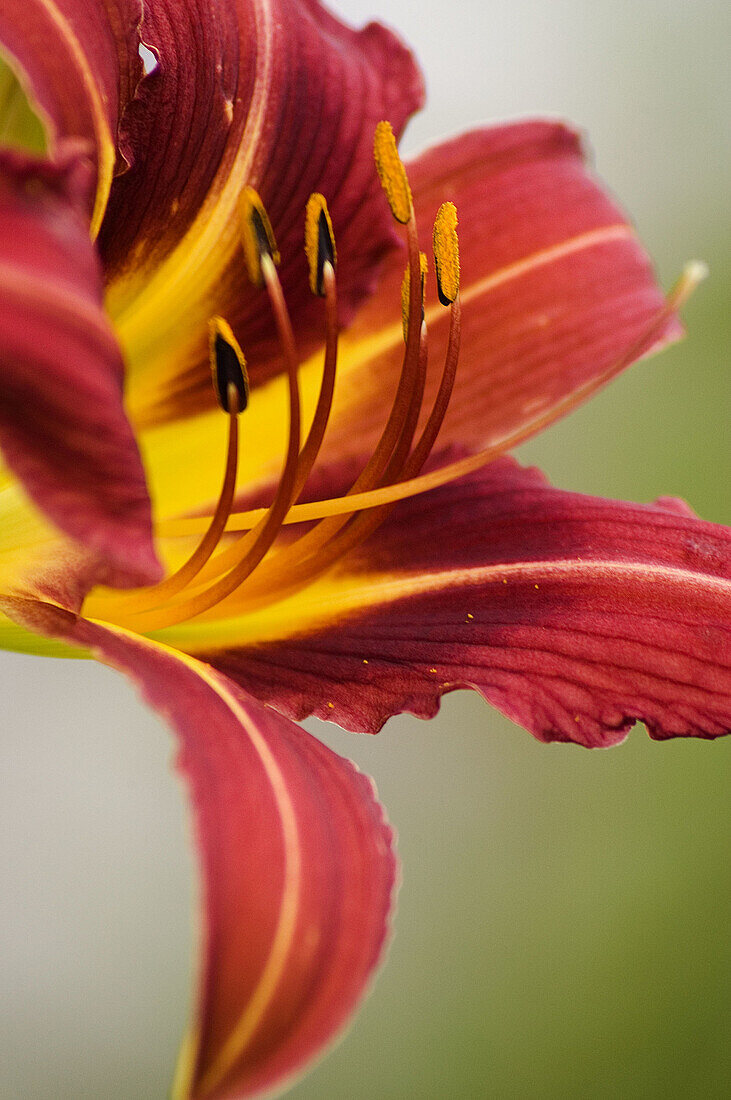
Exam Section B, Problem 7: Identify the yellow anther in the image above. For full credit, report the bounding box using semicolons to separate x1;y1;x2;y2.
433;201;460;305
373;120;413;224
208;316;249;413
400;252;428;342
304;193;337;296
239;185;280;287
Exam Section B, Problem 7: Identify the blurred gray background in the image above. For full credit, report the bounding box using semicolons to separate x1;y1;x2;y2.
1;1;729;1097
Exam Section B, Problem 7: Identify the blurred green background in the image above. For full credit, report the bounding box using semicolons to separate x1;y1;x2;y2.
1;1;728;1097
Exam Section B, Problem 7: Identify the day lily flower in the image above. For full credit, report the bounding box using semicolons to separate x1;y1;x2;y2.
0;0;729;1096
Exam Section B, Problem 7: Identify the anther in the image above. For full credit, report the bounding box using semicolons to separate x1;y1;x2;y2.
305;193;337;296
239;185;280;287
209;316;249;413
373;120;413;224
401;252;428;342
433;202;460;305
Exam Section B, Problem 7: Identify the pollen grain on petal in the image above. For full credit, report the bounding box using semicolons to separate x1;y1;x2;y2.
433;201;460;305
239;186;280;287
304;193;337;297
209;316;249;413
373;120;413;224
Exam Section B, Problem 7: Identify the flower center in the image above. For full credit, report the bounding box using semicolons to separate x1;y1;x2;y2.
87;123;705;634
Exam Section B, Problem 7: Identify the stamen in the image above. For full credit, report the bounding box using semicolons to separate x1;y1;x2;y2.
433;202;460;305
304;192;337;296
165;164;429;617
143;168;445;621
373;120;413;224
135;126;424;626
399;208;462;472
96;153;702;635
291;194;340;496
131;255;337;624
239;185;280;287
167;204;422;620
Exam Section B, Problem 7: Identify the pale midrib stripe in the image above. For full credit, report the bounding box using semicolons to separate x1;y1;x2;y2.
337;557;731;606
91;623;302;1100
164;556;729;659
185;660;302;1098
459;223;634;306
113;0;274;355
336;223;636;375
35;0;115;236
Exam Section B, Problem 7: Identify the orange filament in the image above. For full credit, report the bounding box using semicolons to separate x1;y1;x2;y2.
293;259;338;498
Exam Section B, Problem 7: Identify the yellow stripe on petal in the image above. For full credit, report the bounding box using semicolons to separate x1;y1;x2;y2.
152;556;731;661
83;625;302;1100
108;0;275;391
142;568;412;654
35;0;115;236
178;655;301;1099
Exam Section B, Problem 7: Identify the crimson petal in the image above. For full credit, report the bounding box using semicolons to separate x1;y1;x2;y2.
205;458;731;747
0;150;159;585
0;594;396;1099
105;0;424;424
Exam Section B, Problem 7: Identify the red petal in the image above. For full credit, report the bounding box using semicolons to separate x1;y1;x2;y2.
316;122;682;470
1;595;396;1099
0;0;143;230
205;458;730;747
105;0;424;423
0;151;159;585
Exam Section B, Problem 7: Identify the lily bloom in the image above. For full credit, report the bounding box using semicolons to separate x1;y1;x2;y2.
0;0;729;1096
